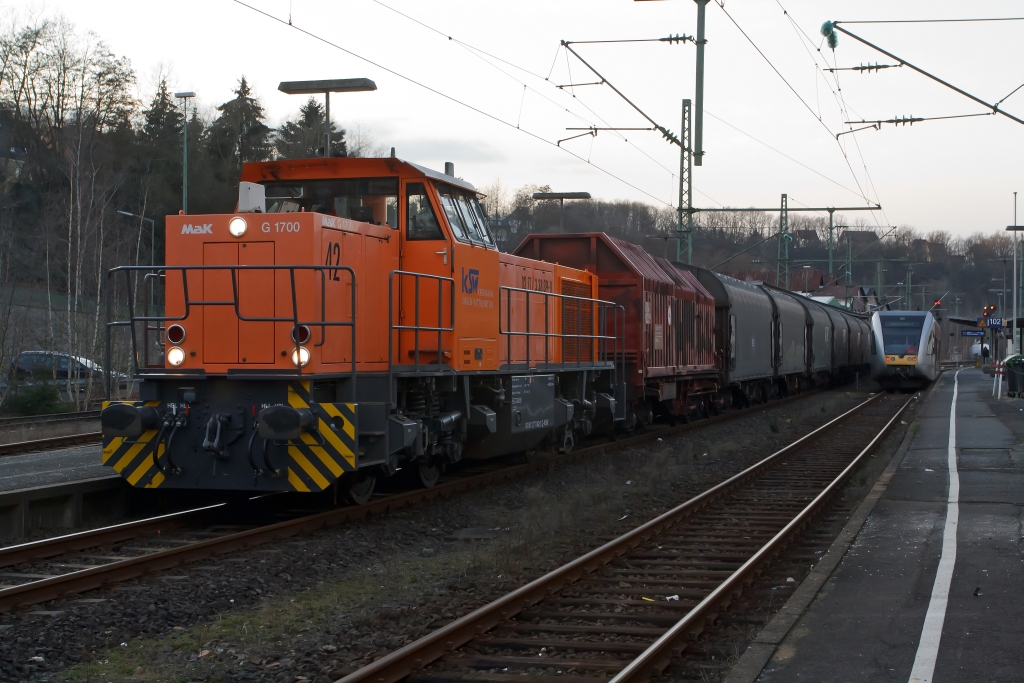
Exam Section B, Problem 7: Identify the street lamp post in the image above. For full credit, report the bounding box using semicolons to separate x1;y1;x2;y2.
644;234;673;259
118;211;156;268
174;92;195;213
118;210;157;307
531;192;592;233
278;78;377;157
1006;195;1023;354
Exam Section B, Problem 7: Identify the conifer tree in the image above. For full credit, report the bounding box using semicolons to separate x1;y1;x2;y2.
275;97;347;159
141;80;183;145
205;76;272;173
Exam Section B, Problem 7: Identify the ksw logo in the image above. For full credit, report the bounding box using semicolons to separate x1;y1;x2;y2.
181;223;213;235
461;267;480;295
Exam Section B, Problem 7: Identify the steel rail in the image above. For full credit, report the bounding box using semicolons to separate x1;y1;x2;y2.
337;392;890;683
0;411;101;426
0;503;225;569
0;388;832;612
0;432;102;456
610;393;913;682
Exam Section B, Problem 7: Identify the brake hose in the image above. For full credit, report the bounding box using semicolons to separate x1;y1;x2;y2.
163;421;182;474
261;438;283;477
247;424;264;475
152;421;170;474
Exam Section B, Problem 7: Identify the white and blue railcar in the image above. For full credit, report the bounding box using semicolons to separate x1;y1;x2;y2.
869;311;941;390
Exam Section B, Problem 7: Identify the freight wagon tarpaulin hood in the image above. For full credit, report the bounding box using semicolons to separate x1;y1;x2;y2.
513;232;715;305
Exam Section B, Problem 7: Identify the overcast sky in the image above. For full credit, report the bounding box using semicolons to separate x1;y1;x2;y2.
21;0;1024;236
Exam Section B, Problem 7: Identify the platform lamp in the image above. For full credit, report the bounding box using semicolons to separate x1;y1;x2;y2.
1007;213;1022;354
278;78;377;157
644;234;674;259
118;211;157;308
174;92;195;213
532;192;592;233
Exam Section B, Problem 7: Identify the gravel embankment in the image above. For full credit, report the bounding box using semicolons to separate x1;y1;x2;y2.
0;388;872;683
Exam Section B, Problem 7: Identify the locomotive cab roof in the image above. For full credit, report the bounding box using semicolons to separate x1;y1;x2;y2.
239;156;479;194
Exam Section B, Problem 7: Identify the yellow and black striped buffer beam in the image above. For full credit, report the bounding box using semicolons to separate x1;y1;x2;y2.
285;382;358;493
101;400;165;489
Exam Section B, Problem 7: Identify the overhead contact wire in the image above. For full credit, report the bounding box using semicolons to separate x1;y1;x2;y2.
371;0;694;205
369;0;727;207
232;0;674;207
716;2;880;219
770;1;890;230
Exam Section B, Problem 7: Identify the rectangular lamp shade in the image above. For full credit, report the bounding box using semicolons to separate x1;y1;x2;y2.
532;192;592;200
278;78;377;94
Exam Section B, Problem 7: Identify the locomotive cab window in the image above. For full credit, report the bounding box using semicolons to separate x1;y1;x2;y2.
436;184;496;248
263;177;399;228
406;182;445;240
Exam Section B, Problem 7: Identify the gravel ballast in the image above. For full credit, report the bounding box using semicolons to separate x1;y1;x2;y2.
0;388;874;683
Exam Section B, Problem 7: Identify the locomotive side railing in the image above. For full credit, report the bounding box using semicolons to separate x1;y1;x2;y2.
387;270;456;405
104;264;357;400
498;285;625;384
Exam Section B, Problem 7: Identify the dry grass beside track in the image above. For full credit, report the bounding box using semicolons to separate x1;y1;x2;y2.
50;388;871;683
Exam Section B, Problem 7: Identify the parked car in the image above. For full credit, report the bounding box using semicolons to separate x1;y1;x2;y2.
2;351;127;396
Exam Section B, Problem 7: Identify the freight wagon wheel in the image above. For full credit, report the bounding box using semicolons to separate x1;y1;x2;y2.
342;473;377;505
417;461;442;488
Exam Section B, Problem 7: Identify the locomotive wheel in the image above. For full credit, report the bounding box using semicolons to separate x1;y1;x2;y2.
342;473;376;505
417;461;441;488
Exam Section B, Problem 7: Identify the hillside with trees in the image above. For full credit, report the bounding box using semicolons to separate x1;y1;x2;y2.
0;13;1012;412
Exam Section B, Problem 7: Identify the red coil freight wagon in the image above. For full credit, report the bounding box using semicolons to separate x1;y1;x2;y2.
515;233;718;425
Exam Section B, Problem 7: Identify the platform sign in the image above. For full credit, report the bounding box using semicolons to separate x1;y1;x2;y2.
961;330;985;337
990;318;1004;328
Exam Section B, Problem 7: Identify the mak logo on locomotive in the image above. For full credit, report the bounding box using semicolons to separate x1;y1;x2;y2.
181;223;213;234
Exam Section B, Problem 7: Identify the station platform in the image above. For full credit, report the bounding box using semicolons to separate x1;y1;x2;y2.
0;444;108;492
737;368;1024;682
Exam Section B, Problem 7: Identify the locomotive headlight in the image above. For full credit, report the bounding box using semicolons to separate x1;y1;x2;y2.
290;346;310;367
227;216;247;237
167;346;186;366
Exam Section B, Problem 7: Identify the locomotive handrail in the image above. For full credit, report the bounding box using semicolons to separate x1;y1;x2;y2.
387;270;457;407
498;285;625;384
104;264;357;401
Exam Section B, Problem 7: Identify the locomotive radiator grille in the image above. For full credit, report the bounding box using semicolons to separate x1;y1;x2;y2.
561;278;594;363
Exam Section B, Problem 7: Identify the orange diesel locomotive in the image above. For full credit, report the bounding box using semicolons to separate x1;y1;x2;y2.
101;157;625;501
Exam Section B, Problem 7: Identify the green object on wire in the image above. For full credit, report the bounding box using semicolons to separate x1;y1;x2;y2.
821;21;839;49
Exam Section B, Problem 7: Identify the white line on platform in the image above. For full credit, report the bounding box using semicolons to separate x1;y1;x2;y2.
908;370;960;683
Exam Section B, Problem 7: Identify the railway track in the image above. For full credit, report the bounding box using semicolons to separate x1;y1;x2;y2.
0;410;101;427
0;432;102;456
336;392;912;683
0;387;837;613
0;410;102;456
